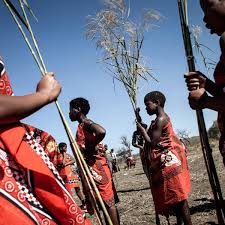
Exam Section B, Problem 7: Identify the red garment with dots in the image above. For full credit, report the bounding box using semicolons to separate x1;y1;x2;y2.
76;123;119;213
0;59;92;225
142;115;191;216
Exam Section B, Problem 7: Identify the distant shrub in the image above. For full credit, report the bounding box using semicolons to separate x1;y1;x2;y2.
208;121;220;140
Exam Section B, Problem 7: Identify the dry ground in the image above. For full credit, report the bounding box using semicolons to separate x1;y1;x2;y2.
76;140;225;225
113;140;225;225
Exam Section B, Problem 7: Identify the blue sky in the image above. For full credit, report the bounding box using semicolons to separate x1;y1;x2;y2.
0;0;221;153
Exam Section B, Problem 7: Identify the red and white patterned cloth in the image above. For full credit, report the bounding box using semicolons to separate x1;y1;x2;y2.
76;123;119;213
142;115;191;216
0;59;92;225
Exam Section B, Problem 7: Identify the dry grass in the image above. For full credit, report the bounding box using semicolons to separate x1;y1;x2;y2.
86;0;161;112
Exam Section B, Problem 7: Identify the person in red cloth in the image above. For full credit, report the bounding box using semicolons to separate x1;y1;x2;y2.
126;152;135;170
69;97;120;225
184;0;225;165
0;58;92;225
57;142;86;210
136;91;192;225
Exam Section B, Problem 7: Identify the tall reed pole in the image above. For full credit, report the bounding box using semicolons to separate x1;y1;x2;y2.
178;1;225;224
3;0;113;224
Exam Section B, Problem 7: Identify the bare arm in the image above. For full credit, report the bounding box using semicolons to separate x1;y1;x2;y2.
132;131;138;147
137;116;166;149
83;119;106;147
0;73;61;125
64;154;75;166
203;95;225;113
205;78;223;96
185;72;222;96
132;132;143;150
136;121;151;143
0;93;48;124
149;117;166;148
188;87;225;113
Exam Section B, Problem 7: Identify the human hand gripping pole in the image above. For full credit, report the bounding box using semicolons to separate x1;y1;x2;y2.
178;0;225;224
3;0;112;224
184;71;209;110
36;73;61;104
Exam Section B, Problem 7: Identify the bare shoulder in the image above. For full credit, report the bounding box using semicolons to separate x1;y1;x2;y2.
84;118;94;124
156;114;167;127
66;153;74;160
67;153;74;159
83;118;94;129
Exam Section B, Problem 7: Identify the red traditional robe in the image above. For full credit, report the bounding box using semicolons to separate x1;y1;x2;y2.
142;115;191;215
0;59;92;225
58;153;81;195
76;123;119;213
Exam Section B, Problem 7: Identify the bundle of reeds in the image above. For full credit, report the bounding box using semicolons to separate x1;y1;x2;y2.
86;0;161;115
3;1;111;224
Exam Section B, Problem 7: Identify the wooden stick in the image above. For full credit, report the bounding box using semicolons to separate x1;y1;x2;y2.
19;1;110;221
4;1;111;224
3;0;45;75
5;0;28;28
19;0;47;74
54;101;104;225
177;1;225;224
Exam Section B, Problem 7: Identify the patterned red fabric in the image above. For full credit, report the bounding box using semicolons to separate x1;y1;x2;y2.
76;123;118;212
214;55;225;157
0;60;13;96
142;115;191;216
58;153;81;194
22;124;59;166
0;60;92;225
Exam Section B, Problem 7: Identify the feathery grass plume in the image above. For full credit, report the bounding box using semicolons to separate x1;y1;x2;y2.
191;25;216;76
86;0;161;113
